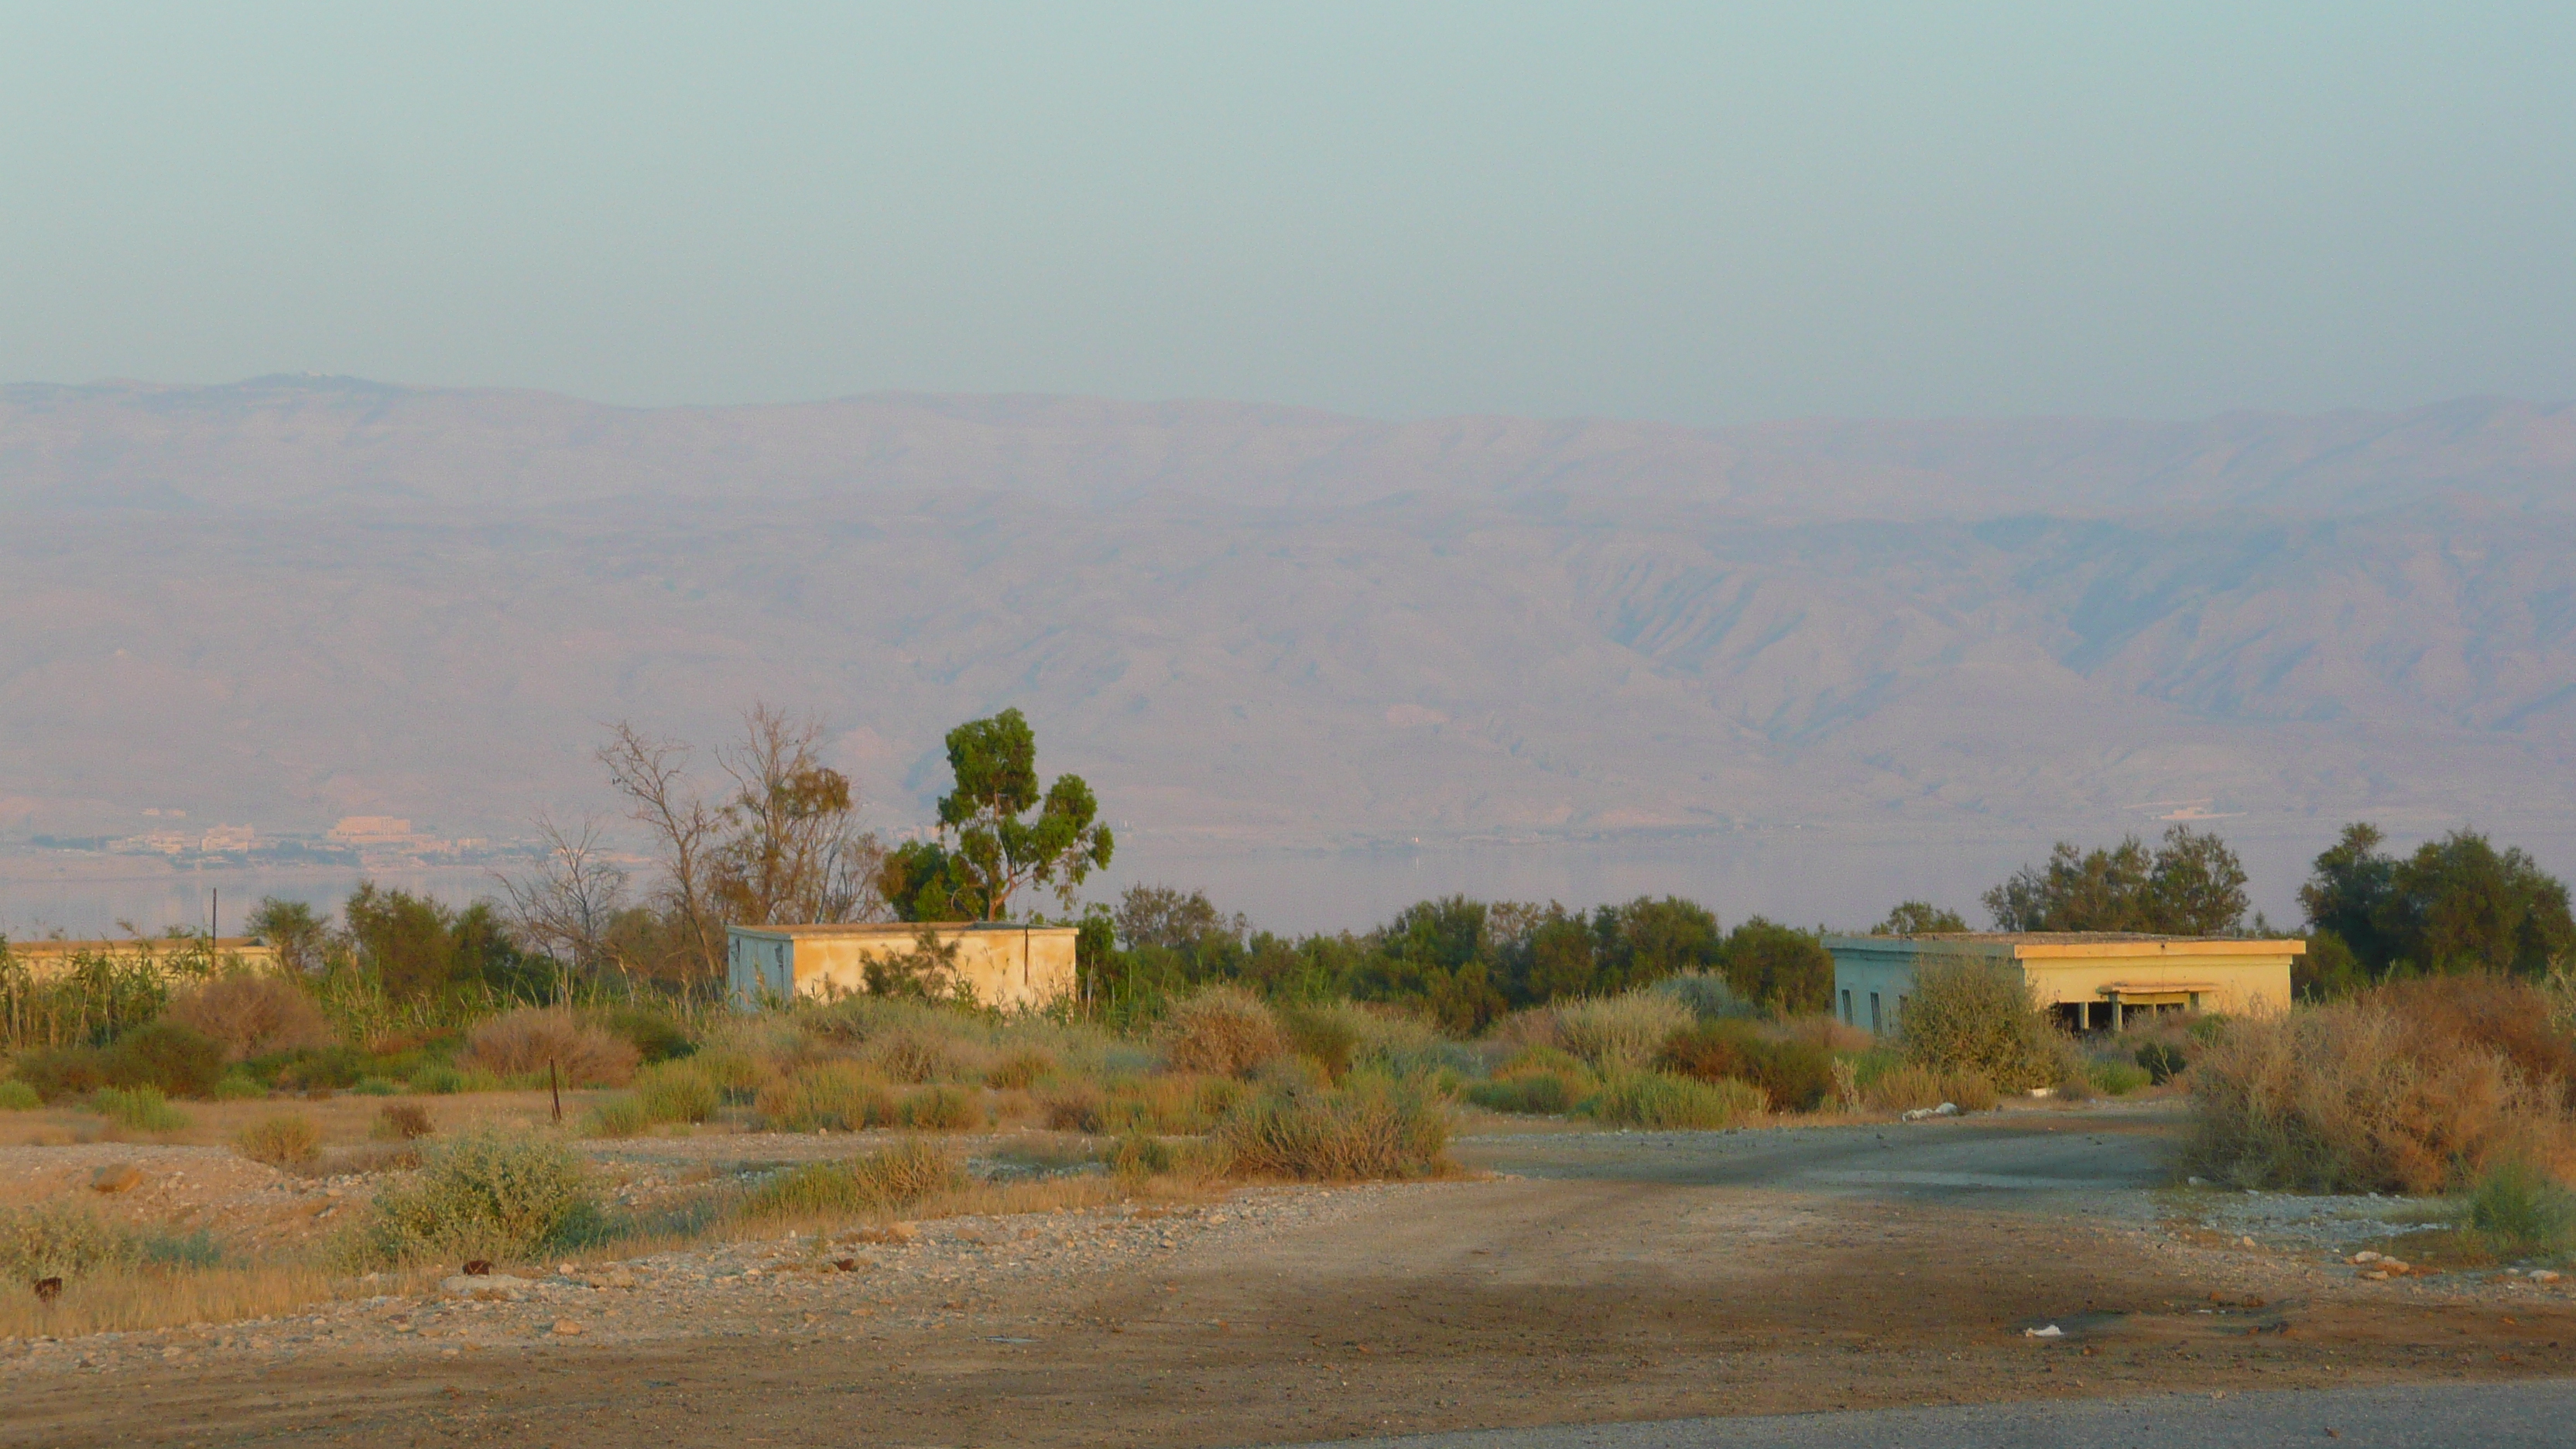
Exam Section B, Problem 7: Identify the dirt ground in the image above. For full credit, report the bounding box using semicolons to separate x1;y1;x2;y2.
9;1102;2576;1447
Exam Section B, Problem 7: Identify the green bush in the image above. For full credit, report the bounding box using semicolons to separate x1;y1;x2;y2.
0;1204;136;1282
352;1076;399;1096
738;1137;964;1218
583;1096;652;1139
897;1084;985;1131
0;1079;39;1111
211;1073;266;1101
2466;1160;2576;1259
92;1084;191;1132
632;1059;721;1125
1581;1071;1765;1129
361;1126;600;1265
2134;1041;2190;1084
1464;1073;1577;1115
1463;1046;1592;1115
408;1064;466;1095
1896;957;2065;1092
104;1022;228;1098
251;1044;368;1094
2088;1060;2152;1096
756;1062;896;1132
1658;1021;1834;1110
9;1044;115;1102
1212;1073;1451;1180
603;1007;697;1064
1652;971;1762;1023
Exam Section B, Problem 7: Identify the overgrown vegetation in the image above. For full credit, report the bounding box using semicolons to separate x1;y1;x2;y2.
1895;956;2068;1093
358;1127;601;1265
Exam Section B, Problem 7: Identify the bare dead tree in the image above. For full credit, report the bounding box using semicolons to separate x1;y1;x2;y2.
598;722;727;987
710;704;886;926
494;812;632;1002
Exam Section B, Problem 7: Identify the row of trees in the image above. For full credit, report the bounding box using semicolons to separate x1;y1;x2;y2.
1088;888;1836;1032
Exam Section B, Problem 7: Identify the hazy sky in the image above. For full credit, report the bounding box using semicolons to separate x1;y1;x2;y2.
5;3;2571;424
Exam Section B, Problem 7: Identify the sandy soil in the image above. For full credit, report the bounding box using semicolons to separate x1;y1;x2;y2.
8;1104;2576;1447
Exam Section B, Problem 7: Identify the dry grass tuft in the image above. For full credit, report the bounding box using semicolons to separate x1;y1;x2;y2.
1212;1074;1450;1180
0;1262;374;1339
2186;995;2574;1194
163;976;340;1061
1582;1071;1766;1129
235;1112;323;1166
738;1137;965;1219
456;1009;639;1088
1554;992;1692;1074
1163;987;1288;1078
755;1061;897;1132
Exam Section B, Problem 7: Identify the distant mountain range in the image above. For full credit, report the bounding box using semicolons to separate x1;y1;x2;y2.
3;377;2571;881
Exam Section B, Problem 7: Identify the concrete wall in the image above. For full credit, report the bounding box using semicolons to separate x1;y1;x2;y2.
1824;934;2298;1036
3;938;279;981
728;924;1078;1011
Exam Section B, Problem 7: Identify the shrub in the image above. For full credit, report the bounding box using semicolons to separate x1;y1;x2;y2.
1658;1021;1835;1111
984;1046;1057;1091
632;1060;721;1125
0;1204;136;1282
584;1096;652;1139
1897;957;2064;1091
898;1084;985;1131
1464;1073;1577;1115
1944;1070;2000;1113
211;1074;265;1101
1864;1063;1944;1112
1104;1074;1245;1134
92;1085;190;1132
2465;1160;2576;1259
738;1138;963;1218
376;1102;435;1140
602;1007;697;1064
1214;1074;1451;1180
1583;1071;1766;1129
2088;1060;2152;1096
352;1077;399;1096
456;1009;639;1087
1555;992;1692;1074
235;1113;323;1167
163;976;337;1061
407;1064;465;1095
361;1127;598;1265
2135;1040;2190;1084
756;1062;896;1132
0;1080;39;1111
255;1045;368;1094
2184;998;2568;1194
1040;1081;1106;1132
1279;1000;1366;1079
1652;971;1762;1023
1163;987;1287;1078
865;1026;971;1084
11;1045;115;1102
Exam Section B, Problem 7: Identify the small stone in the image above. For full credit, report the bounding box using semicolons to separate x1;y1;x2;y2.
551;1320;583;1336
90;1164;146;1194
2351;1251;2382;1263
2359;1269;2389;1281
2533;1270;2563;1285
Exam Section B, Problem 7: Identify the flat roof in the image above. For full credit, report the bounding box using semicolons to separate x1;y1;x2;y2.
1824;932;2303;960
729;922;1075;937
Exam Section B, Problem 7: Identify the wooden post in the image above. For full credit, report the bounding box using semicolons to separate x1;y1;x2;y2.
550;1060;562;1125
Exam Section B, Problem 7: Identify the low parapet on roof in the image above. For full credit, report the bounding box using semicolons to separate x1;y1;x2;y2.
1825;931;2303;959
729;922;1067;937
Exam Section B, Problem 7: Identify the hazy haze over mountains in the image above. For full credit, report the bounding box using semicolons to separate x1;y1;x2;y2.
4;377;2572;926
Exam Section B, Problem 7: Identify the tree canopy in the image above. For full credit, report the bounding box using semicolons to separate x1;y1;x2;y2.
1982;826;2249;935
2299;824;2574;984
886;708;1114;922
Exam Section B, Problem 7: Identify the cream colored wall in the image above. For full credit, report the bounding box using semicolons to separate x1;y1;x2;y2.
761;927;1077;1011
5;940;279;981
2019;953;2293;1015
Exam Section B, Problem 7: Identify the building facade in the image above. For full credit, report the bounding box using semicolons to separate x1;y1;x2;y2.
1822;932;2301;1035
726;922;1078;1012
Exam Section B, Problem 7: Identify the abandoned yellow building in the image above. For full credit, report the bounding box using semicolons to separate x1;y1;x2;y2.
1822;932;2301;1035
726;923;1077;1012
2;937;279;980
